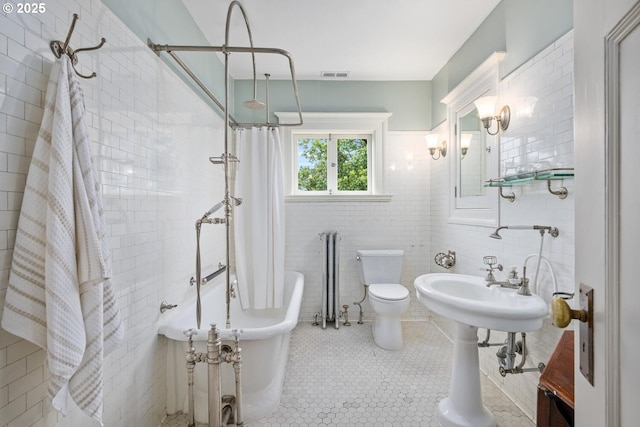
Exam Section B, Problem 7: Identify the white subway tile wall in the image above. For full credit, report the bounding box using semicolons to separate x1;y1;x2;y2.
0;1;575;423
0;1;225;426
430;31;575;420
285;131;432;324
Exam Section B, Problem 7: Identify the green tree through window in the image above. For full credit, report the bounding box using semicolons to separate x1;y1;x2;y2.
297;136;368;193
297;138;327;191
337;138;368;191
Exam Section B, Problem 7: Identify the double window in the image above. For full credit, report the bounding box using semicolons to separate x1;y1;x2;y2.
276;112;392;201
295;134;370;194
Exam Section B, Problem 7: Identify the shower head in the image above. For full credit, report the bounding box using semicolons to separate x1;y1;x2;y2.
489;226;506;239
243;99;265;110
489;225;559;239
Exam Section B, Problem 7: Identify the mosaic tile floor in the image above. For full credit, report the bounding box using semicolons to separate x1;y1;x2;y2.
162;321;535;427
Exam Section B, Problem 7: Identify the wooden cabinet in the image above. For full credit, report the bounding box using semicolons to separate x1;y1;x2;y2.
537;331;574;427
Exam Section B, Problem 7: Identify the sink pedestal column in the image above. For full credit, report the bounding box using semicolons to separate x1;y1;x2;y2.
438;321;495;427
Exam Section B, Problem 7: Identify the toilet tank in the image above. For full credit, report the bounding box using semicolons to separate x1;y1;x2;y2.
356;249;404;285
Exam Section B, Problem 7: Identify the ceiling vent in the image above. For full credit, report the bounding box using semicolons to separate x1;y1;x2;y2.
321;71;350;79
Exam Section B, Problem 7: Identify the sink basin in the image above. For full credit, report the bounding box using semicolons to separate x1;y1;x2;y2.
414;273;550;427
414;273;548;332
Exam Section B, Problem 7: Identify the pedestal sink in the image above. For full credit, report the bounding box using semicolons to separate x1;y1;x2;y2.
414;273;548;427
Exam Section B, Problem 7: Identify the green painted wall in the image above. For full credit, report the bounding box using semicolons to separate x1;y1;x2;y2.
237;0;572;131
431;0;573;126
102;0;230;114
103;0;572;132
234;79;431;131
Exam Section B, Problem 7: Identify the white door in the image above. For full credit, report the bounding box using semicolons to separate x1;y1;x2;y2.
616;25;640;424
575;1;640;426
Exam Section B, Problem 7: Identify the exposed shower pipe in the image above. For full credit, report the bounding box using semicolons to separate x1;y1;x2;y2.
265;73;271;125
229;4;264;112
147;38;303;128
194;197;242;329
162;49;241;127
152;2;303;424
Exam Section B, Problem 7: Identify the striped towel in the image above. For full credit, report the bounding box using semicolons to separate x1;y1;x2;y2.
1;56;124;424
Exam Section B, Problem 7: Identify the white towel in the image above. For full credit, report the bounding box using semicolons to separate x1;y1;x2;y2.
1;56;124;424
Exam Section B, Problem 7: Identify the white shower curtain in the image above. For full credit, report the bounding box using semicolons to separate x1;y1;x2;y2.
234;127;285;309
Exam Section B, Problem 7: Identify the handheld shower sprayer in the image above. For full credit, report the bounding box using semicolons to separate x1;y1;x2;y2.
202;201;224;219
201;197;243;220
489;225;559;239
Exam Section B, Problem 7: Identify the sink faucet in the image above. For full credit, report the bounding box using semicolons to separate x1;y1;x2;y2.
485;265;533;296
486;280;519;289
516;267;532;296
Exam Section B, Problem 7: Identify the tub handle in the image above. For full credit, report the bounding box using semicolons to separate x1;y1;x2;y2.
160;300;178;313
230;280;237;299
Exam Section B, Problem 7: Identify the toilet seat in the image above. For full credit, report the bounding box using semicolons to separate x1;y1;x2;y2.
369;283;409;301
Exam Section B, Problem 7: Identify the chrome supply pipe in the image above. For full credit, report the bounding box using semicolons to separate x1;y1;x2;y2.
185;329;198;427
232;330;244;426
163;0;305;423
495;332;545;377
207;324;222;427
195;221;203;328
477;329;502;348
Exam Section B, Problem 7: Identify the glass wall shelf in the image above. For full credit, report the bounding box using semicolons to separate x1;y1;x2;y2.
484;167;574;201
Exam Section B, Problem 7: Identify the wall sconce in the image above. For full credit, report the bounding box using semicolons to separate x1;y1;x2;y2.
460;133;473;159
474;96;510;135
426;134;447;160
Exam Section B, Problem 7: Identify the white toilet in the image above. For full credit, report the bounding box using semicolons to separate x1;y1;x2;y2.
356;249;410;350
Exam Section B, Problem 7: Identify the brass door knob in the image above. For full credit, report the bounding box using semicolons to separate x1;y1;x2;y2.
550;298;588;328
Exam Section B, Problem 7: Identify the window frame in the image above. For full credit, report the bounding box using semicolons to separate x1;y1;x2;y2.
276;112;393;202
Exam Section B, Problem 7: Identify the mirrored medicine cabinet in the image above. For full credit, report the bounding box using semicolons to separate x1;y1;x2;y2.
441;53;504;227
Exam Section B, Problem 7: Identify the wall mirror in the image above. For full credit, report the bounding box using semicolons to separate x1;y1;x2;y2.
441;53;504;227
458;104;485;198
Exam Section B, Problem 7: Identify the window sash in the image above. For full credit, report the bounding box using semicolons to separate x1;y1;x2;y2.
294;133;371;195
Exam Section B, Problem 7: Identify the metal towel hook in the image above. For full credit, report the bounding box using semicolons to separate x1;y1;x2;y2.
49;13;106;79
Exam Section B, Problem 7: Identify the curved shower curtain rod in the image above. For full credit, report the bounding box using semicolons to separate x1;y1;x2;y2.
147;2;303;129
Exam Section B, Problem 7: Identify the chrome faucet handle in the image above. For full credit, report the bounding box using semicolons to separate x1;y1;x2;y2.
229;280;237;299
507;266;522;285
517;277;532;296
184;329;198;339
231;329;243;344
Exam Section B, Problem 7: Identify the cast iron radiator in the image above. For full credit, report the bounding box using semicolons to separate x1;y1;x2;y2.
320;230;340;329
